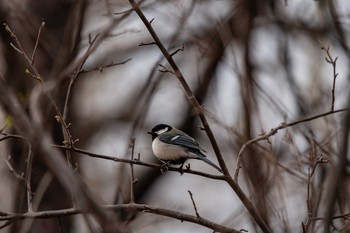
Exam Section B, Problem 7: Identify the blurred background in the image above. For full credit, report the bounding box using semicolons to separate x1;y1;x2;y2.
0;0;349;232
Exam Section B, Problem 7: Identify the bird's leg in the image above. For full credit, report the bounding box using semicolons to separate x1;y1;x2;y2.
160;161;170;173
178;162;185;175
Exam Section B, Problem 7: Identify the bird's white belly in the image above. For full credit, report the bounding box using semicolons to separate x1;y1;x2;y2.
152;138;188;161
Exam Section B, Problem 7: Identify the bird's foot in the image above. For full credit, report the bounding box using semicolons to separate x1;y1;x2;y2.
179;169;184;176
178;163;190;176
160;162;170;173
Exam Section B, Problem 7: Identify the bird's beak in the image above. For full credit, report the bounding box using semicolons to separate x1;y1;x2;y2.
147;131;152;135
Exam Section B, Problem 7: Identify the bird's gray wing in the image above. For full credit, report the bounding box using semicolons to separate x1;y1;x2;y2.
158;131;222;173
158;132;205;152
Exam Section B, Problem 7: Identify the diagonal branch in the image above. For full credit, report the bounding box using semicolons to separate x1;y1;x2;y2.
31;21;45;65
188;190;200;218
127;1;271;232
127;0;226;175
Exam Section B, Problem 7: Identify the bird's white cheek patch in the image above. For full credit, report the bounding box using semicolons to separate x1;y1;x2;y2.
155;127;168;135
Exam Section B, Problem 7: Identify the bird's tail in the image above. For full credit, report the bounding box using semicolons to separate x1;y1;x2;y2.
197;154;222;173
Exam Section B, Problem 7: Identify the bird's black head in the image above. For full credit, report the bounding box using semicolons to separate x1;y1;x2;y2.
147;124;172;140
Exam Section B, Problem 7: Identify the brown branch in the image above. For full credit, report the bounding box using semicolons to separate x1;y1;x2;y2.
188;190;200;218
60;7;134;80
0;133;26;142
3;157;25;181
303;145;329;232
127;0;227;179
170;44;185;57
3;23;74;162
80;58;132;73
0;204;241;233
25;142;33;212
158;64;174;74
129;138;136;204
139;41;156;46
62;33;99;124
0;75;111;226
320;42;338;111
0;219;17;230
31;21;45;65
0;132;34;211
127;1;271;232
4;23;41;80
53;144;224;180
114;8;133;15
312;213;350;221
234;108;349;182
59;34;100;176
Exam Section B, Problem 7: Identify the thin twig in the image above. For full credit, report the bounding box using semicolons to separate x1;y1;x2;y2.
0;219;17;230
3;157;25;181
113;8;133;15
31;21;45;65
188;190;200;218
25;143;33;212
139;41;156;46
4;23;41;81
59;34;100;185
320;42;338;111
129;138;136;204
1;132;35;212
312;213;350;221
0;132;34;211
158;64;174;74
80;58;132;73
62;33;99;131
303;148;329;232
0;133;26;142
170;44;185;57
3;23;74;162
234;108;349;182
304;144;317;232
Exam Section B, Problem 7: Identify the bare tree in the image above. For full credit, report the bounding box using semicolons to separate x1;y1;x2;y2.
0;0;349;232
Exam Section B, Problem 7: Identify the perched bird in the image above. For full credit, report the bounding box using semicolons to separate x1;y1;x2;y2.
148;123;222;173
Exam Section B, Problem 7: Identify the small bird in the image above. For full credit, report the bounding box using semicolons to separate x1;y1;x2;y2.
148;123;222;173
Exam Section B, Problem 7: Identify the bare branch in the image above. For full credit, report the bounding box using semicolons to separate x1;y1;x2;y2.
31;21;45;65
139;41;156;46
158;64;174;74
4;23;42;81
129;138;136;204
3;156;25;181
0;204;241;233
170;44;185;57
25;142;33;212
53;144;224;180
127;1;271;232
80;58;132;73
234;108;349;182
3;24;74;166
320;42;339;111
188;190;200;218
